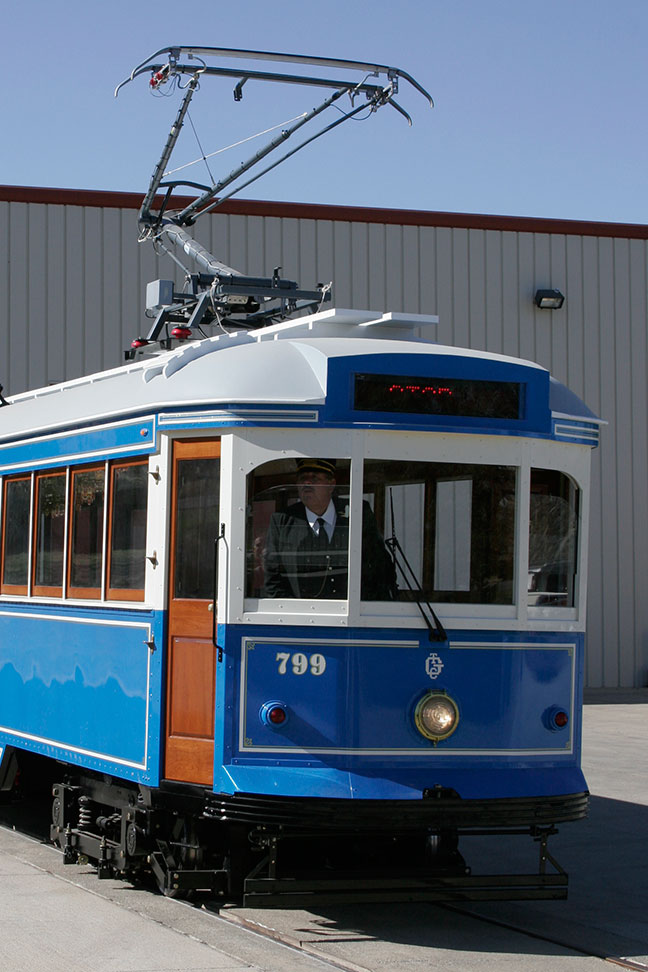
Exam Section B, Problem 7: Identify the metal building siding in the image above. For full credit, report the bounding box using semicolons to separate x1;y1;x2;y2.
1;191;647;690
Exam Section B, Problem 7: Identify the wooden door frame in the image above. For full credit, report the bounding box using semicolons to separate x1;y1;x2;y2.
164;437;221;784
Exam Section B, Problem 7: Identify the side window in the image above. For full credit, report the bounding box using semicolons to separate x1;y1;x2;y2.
172;446;220;600
1;476;31;594
0;459;150;602
33;471;67;597
363;460;516;604
68;465;106;598
245;458;350;599
107;461;148;601
528;469;579;608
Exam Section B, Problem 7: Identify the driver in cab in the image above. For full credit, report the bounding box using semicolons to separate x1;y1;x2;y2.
263;458;395;600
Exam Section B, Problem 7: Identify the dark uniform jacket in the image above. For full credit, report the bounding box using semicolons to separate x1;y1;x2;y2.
263;499;395;600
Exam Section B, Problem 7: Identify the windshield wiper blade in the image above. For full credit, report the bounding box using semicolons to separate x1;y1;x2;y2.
386;489;447;643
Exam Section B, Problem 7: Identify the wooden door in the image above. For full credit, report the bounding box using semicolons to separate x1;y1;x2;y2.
165;439;221;785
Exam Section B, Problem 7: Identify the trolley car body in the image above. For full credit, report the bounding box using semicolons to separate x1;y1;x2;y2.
0;307;599;902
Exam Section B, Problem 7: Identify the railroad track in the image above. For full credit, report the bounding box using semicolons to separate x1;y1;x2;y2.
210;899;648;972
2;804;645;972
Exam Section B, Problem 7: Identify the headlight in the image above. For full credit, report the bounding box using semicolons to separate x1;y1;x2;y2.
414;692;459;742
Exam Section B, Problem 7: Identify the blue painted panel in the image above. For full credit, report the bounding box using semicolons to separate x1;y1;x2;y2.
219;763;587;801
213;624;585;800
0;418;156;474
0;606;163;781
324;352;552;435
238;636;575;754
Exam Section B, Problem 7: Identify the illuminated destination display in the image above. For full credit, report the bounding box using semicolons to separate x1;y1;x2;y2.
353;373;521;419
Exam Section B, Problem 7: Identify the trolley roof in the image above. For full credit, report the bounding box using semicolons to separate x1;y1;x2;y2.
0;308;598;445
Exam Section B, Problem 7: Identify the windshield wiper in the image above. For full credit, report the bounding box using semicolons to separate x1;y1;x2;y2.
385;488;448;643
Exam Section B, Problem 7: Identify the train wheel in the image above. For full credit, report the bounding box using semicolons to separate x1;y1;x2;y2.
151;815;203;898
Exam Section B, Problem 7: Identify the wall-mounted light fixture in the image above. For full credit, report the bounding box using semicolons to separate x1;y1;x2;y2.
534;288;565;309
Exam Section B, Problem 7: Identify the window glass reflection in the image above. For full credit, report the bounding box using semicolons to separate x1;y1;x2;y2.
2;478;30;590
528;470;579;607
34;473;66;592
174;456;220;599
363;460;516;604
69;467;105;594
245;458;393;600
108;462;148;594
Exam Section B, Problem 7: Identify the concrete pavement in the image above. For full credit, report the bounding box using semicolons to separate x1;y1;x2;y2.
0;700;645;972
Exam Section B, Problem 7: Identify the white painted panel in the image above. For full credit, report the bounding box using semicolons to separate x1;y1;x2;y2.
418;225;437;321
402;225;420;315
315;219;334;293
332;221;352;307
451;228;470;349
433;228;454;347
533;233;553;371
501;231;521;358
46;205;66;386
628;240;648;686
467;229;486;351
367;222;386;311
484;232;503;353
0;204;8;386
548;235;568;384
27;205;47;390
9;203;29;394
350;222;369;309
263;217;282;278
297;218;317;298
281;217;301;286
385;224;403;311
229;213;249;272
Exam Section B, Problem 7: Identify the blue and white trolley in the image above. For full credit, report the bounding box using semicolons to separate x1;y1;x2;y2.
0;48;600;904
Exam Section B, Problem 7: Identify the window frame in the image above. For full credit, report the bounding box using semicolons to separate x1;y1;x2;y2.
105;458;149;602
32;469;68;598
67;462;107;600
233;429;590;629
1;474;33;596
527;467;581;611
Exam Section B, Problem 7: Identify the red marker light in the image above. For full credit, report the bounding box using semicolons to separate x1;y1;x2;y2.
259;700;288;727
130;337;149;349
170;325;192;341
544;706;569;731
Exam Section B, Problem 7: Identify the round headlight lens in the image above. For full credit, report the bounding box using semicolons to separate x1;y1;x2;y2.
415;692;459;741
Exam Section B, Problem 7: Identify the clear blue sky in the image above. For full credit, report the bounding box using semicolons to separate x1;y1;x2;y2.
3;0;647;224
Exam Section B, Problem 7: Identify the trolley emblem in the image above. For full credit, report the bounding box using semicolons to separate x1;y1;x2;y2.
425;653;444;679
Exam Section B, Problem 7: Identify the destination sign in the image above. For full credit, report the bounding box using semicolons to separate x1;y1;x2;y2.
353;373;521;419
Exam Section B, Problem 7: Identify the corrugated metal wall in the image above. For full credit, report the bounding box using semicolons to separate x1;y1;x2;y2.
1;190;647;689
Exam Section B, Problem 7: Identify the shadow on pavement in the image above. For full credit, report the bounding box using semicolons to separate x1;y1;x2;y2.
279;794;648;962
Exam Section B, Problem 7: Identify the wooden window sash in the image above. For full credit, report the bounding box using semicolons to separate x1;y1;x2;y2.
106;458;148;602
67;463;106;600
32;470;67;598
1;475;32;596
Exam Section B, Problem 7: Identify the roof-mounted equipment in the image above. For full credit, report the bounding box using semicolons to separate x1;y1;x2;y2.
116;47;432;356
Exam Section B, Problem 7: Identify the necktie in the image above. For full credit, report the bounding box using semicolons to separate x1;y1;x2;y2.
316;517;329;545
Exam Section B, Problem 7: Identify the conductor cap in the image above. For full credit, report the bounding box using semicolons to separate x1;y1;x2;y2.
296;458;337;477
